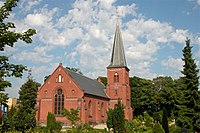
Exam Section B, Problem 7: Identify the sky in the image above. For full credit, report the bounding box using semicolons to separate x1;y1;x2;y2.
0;0;199;98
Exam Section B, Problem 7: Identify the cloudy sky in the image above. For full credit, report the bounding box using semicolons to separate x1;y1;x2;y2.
1;0;200;98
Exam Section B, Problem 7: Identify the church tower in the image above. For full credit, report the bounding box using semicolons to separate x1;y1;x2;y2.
106;24;132;120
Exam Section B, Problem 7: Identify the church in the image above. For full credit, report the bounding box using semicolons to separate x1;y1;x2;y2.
36;24;133;124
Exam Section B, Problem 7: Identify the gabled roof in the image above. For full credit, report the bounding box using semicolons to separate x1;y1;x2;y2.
64;68;109;99
108;24;128;69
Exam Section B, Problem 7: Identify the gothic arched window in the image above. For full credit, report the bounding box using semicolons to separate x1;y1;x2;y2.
88;100;92;117
101;102;104;117
54;89;64;115
58;74;63;82
114;72;119;82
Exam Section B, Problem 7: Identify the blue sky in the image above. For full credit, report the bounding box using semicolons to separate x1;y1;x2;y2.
1;0;199;98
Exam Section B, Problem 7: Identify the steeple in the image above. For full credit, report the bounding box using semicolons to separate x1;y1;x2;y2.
108;24;128;69
106;24;132;120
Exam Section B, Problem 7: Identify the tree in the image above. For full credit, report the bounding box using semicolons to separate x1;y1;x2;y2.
152;76;176;133
62;108;80;128
176;38;200;131
46;112;62;133
44;75;50;82
153;123;165;133
106;100;125;133
13;74;40;132
0;0;36;106
97;77;107;86
66;67;83;75
106;108;113;131
7;105;16;131
162;107;169;133
130;76;157;116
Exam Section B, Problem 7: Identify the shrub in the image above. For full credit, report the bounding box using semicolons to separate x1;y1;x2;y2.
153;123;164;133
46;112;62;133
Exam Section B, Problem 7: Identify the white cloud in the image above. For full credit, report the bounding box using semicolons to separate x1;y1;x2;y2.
197;0;200;5
162;57;183;70
9;0;199;81
161;57;183;70
0;1;4;7
161;57;184;78
117;3;137;17
171;29;190;43
25;13;49;26
18;0;41;12
29;63;59;83
12;50;53;63
196;48;200;58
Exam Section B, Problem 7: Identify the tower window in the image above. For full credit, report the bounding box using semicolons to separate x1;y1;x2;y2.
114;72;119;82
115;90;118;96
54;89;64;115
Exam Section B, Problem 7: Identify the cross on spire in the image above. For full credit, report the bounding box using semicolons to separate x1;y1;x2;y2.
115;8;123;25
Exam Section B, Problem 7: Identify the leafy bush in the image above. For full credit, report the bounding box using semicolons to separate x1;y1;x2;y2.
106;100;125;132
62;108;80;128
46;112;62;133
153;123;164;133
125;120;135;132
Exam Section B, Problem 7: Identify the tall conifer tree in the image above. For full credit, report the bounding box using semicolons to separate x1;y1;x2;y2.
13;72;40;132
176;38;200;131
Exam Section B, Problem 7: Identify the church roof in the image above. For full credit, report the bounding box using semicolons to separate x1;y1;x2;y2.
108;24;128;69
64;68;109;99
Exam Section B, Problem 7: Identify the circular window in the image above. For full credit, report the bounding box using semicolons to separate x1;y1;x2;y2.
57;89;62;95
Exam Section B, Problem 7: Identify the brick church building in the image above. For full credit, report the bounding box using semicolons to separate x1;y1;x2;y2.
36;24;133;124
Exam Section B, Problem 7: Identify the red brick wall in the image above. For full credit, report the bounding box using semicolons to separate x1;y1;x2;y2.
36;64;109;125
106;67;133;120
37;64;84;124
83;95;109;124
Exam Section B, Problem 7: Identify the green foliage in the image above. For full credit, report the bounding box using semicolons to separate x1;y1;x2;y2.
106;100;125;133
66;67;83;75
13;77;40;132
81;123;94;132
18;77;40;110
46;112;62;133
106;108;113;130
153;111;162;124
124;120;135;132
62;108;80;127
0;0;36;109
44;75;50;82
130;76;157;116
171;126;181;133
162;107;169;133
13;108;36;132
0;0;36;50
144;112;154;128
98;77;107;86
7;105;16;130
176;38;200;131
29;124;48;133
153;76;176;111
153;123;165;133
126;113;155;132
65;125;107;133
